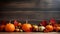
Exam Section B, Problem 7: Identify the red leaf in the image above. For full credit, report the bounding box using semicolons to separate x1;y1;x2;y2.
14;20;18;26
50;18;56;26
41;20;47;27
50;18;56;24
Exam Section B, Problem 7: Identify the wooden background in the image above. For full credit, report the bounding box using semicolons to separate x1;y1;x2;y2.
0;0;60;22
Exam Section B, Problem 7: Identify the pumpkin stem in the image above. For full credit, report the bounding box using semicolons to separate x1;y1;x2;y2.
9;20;11;24
26;16;29;23
26;20;28;24
39;23;43;26
49;23;52;25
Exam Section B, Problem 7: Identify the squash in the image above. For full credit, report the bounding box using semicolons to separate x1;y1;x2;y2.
32;24;39;32
15;28;20;32
22;20;32;32
5;21;15;32
45;23;53;32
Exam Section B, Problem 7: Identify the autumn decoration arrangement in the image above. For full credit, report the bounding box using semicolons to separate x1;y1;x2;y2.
0;18;60;32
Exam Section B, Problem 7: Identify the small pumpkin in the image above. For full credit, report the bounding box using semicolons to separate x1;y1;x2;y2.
22;20;32;32
38;26;45;31
5;21;15;32
15;28;20;32
55;27;60;32
32;24;39;32
54;26;60;32
45;23;53;32
19;29;23;32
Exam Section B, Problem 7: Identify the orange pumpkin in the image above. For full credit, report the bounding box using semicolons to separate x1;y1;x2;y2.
46;24;53;32
22;23;32;32
5;23;15;32
22;20;32;32
55;27;60;32
54;25;60;32
58;24;60;27
0;25;5;31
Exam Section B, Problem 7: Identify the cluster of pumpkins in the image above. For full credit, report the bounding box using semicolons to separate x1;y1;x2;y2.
0;18;60;32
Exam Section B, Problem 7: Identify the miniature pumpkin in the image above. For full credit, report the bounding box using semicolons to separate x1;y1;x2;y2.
55;27;60;32
32;24;39;32
46;24;53;32
15;28;20;32
38;26;45;31
58;24;60;27
38;24;45;31
19;29;23;32
53;24;60;31
22;20;32;32
54;26;60;32
5;23;15;32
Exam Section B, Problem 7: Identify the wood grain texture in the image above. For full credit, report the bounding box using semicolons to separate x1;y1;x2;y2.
0;11;60;21
0;32;60;34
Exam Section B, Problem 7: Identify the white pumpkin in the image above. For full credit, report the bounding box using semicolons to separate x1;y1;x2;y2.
38;26;45;31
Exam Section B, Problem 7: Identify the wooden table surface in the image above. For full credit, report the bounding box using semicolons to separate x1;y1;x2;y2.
0;32;60;34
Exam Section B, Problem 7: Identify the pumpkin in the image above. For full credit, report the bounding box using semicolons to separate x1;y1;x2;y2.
54;25;60;32
15;28;20;32
22;20;32;32
38;26;45;32
46;24;53;32
32;24;39;32
33;25;38;29
5;23;15;32
59;24;60;27
0;25;5;31
55;27;60;32
19;29;23;32
38;24;45;32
